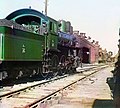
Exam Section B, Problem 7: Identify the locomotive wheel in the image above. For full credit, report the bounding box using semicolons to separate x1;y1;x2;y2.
66;56;74;74
58;55;66;76
50;55;59;77
67;65;73;74
40;66;49;78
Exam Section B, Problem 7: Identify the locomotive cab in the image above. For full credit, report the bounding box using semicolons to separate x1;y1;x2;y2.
6;9;48;36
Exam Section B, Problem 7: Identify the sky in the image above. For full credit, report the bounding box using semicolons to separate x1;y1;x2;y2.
0;0;120;55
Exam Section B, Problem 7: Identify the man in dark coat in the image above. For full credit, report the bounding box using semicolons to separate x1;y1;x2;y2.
113;52;120;107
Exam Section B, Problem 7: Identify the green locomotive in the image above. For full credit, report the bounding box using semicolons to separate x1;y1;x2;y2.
0;8;78;80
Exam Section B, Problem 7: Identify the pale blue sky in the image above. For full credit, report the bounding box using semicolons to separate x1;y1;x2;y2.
0;0;120;55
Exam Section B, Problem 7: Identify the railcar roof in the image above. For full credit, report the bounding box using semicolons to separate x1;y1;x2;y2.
6;8;48;21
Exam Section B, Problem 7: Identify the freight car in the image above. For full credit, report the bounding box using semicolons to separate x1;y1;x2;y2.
0;8;80;80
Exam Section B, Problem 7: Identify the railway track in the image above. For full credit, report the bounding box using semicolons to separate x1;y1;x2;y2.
0;65;108;108
0;64;100;98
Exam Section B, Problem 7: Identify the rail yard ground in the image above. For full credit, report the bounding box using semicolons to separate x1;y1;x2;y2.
50;67;115;108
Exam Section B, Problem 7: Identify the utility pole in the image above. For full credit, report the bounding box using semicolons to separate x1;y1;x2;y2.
45;0;48;16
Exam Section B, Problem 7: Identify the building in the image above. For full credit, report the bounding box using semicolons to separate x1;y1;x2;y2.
74;32;99;64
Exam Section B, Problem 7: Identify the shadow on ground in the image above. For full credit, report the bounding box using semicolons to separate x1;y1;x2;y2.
92;99;114;108
92;77;115;108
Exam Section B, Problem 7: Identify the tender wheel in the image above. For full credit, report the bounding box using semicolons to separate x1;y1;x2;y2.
50;55;59;77
30;69;38;77
0;71;8;80
16;70;23;79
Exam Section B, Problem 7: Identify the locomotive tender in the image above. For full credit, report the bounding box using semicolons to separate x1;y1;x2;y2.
0;8;81;80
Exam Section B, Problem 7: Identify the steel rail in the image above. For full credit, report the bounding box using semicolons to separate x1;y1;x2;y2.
0;75;67;99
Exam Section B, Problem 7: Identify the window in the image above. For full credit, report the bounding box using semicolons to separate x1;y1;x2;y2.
50;21;52;31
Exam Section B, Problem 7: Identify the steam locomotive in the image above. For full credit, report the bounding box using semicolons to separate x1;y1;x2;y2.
0;8;81;80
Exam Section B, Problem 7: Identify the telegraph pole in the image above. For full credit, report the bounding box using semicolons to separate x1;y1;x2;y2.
45;0;48;16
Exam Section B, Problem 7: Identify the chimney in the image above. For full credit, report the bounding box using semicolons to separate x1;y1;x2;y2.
95;41;99;45
73;30;79;35
80;33;86;37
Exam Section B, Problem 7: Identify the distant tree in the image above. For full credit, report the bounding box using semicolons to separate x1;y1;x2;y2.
108;51;113;56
